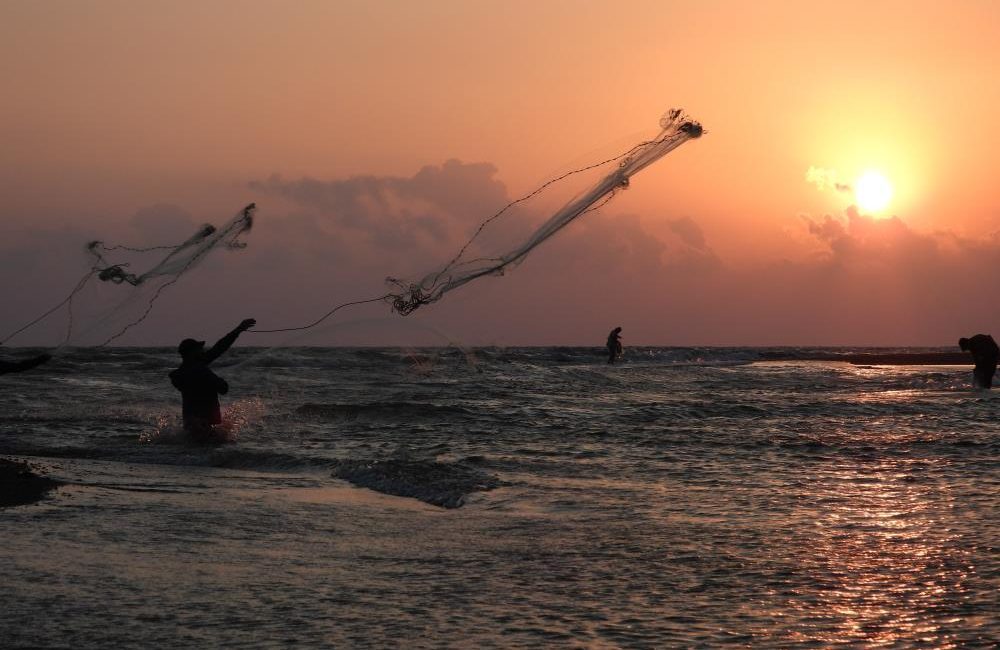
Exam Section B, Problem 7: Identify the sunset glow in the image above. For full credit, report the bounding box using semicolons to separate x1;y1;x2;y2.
855;170;893;214
2;1;1000;347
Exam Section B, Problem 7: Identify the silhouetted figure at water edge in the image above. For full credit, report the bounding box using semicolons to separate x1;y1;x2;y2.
170;319;255;438
959;334;999;389
607;327;623;364
0;351;50;376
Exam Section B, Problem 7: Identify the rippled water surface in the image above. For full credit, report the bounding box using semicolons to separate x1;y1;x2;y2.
1;347;998;647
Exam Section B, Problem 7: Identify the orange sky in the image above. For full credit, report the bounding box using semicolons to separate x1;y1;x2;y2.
2;1;1000;346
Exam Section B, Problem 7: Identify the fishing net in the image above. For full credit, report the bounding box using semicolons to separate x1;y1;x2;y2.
384;110;703;315
1;204;255;348
255;109;703;334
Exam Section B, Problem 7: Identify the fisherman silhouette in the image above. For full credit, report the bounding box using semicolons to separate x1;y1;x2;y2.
606;327;623;364
0;350;50;376
959;334;999;389
170;318;255;438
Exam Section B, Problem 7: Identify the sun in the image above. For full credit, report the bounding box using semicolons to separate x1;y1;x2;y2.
855;170;893;213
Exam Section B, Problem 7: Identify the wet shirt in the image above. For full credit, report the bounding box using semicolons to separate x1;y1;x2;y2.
170;363;229;426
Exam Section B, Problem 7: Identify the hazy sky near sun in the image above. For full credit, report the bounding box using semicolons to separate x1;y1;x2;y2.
2;0;1000;346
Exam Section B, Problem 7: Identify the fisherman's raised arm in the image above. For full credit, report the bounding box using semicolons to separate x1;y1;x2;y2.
203;319;256;365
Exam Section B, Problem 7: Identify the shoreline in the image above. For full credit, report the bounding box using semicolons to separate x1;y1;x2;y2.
0;458;61;508
800;352;970;366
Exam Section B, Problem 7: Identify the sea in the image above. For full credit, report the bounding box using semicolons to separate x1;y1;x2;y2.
1;346;998;648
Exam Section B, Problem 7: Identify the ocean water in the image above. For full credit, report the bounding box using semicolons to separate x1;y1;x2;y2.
1;346;998;648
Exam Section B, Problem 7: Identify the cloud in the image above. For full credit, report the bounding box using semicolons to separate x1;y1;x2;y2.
168;167;1000;344
806;166;851;193
249;159;511;253
667;216;708;249
803;206;957;265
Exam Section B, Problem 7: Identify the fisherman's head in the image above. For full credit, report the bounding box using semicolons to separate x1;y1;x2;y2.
959;337;971;351
178;338;206;361
614;327;622;334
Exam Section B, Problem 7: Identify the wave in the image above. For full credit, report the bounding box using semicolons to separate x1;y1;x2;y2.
0;440;338;474
28;345;972;375
296;401;476;421
203;448;334;472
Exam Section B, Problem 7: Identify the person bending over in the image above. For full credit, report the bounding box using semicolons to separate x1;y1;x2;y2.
606;327;623;364
170;319;255;437
0;351;51;376
959;334;999;389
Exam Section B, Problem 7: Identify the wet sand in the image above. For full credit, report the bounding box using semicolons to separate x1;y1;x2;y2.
0;458;60;508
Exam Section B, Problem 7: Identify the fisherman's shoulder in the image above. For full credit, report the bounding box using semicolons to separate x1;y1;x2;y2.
970;333;998;347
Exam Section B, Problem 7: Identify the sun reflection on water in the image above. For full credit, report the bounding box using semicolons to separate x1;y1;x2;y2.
774;455;973;647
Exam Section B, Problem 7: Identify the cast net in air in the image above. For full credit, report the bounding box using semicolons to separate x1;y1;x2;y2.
255;110;703;335
385;110;703;315
1;203;256;348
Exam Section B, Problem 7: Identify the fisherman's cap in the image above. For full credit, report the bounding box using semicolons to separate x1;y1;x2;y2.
178;338;206;356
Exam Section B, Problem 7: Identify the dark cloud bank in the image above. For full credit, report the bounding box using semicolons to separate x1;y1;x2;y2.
2;161;999;346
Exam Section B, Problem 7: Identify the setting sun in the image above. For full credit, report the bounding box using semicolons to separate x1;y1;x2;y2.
855;170;893;213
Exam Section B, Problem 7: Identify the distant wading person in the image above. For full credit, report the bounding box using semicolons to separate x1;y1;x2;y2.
170;319;256;438
607;327;623;364
959;334;999;389
0;351;50;376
